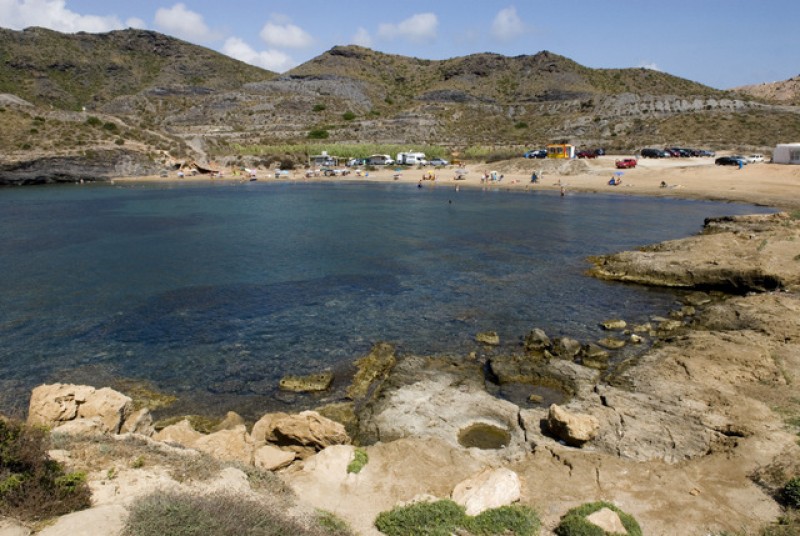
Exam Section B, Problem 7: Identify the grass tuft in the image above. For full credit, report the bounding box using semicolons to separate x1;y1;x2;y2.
374;499;540;536
347;448;368;474
555;501;642;536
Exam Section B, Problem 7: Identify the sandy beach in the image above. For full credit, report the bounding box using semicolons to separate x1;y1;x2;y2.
120;155;800;211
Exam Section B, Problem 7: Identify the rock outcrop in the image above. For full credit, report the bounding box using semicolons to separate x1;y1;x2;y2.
451;467;521;516
27;383;136;435
545;404;599;446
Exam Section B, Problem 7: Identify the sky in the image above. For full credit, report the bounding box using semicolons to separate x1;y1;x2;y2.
0;0;797;89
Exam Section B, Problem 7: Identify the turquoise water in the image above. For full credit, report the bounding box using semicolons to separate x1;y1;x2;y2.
0;181;771;417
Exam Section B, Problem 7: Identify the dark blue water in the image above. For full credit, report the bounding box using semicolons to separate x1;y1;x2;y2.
0;181;771;417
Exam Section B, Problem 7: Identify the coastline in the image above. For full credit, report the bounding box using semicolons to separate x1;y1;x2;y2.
116;156;800;211
7;158;800;535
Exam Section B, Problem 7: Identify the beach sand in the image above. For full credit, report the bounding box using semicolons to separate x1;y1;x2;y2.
119;156;800;210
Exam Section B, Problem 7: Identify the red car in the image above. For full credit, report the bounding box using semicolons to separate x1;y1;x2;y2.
576;150;597;159
615;158;637;169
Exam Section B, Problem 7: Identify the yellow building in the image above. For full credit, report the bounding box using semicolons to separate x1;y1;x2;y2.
546;144;575;159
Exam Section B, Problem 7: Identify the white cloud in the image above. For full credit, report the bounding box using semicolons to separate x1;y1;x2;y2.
491;6;524;41
638;61;661;71
154;3;217;42
259;18;313;49
125;17;147;29
222;37;294;72
351;27;372;48
0;0;126;32
377;12;438;43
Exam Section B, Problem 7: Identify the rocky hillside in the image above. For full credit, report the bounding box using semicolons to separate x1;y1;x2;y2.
1;27;799;183
734;75;800;106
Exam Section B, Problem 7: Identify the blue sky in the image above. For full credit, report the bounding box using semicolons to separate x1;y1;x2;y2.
1;0;796;89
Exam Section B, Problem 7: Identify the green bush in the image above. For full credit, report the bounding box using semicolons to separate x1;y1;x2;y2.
123;489;351;536
342;111;356;121
308;129;330;140
781;476;800;509
464;505;541;535
347;448;368;474
0;416;91;521
103;122;118;132
85;116;102;126
374;499;540;536
555;501;642;536
313;104;327;112
375;500;464;536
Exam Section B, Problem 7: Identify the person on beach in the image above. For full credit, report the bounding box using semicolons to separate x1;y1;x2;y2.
531;172;538;183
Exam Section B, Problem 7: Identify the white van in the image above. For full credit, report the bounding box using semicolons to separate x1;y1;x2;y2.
367;154;395;166
396;152;427;166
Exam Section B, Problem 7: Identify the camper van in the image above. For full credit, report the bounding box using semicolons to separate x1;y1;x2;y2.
396;152;428;166
366;154;395;166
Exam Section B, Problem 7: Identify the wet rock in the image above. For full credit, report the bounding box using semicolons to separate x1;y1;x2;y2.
597;337;626;350
475;331;500;346
120;408;154;437
524;328;551;353
684;291;713;306
279;371;334;392
546;404;599;446
346;342;396;402
632;322;652;333
552;337;582;359
600;319;627;330
451;468;521;516
658;319;683;332
629;334;644;344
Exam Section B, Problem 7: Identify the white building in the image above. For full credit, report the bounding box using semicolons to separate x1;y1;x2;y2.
772;143;800;164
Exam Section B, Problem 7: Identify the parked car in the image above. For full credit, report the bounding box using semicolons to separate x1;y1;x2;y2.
715;156;746;166
523;149;547;159
693;149;716;157
428;157;450;166
748;154;765;163
640;148;667;158
576;150;597;159
615;158;637;169
594;148;606;156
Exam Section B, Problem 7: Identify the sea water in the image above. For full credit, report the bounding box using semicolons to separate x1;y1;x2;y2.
0;181;771;417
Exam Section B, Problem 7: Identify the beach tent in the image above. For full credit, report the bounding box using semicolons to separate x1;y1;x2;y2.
773;143;800;164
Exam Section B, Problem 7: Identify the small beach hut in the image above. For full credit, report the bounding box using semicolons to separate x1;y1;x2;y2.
772;143;800;164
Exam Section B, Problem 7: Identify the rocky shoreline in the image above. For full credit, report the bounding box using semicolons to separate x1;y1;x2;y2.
4;214;800;535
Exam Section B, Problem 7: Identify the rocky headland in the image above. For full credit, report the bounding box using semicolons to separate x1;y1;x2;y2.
2;213;800;535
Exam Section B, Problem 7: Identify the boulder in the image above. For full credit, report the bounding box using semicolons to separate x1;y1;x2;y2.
586;507;628;534
266;411;350;452
475;331;500;346
254;444;296;471
153;419;203;446
451;468;521;516
27;384;132;434
192;424;254;464
546;404;599;446
36;504;127;536
524;328;551;353
279;371;334;392
120;408;154;436
552;337;582;359
251;412;291;446
211;411;245;432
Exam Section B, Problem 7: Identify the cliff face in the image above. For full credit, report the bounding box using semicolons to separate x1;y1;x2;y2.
0;149;160;185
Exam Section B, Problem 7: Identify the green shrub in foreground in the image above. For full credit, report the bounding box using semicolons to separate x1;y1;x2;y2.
347;448;368;474
374;499;540;536
123;489;351;536
781;476;800;509
0;416;91;521
554;501;642;536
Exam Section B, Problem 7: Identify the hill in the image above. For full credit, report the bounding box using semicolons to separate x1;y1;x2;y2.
734;75;800;106
1;27;799;182
0;26;274;111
